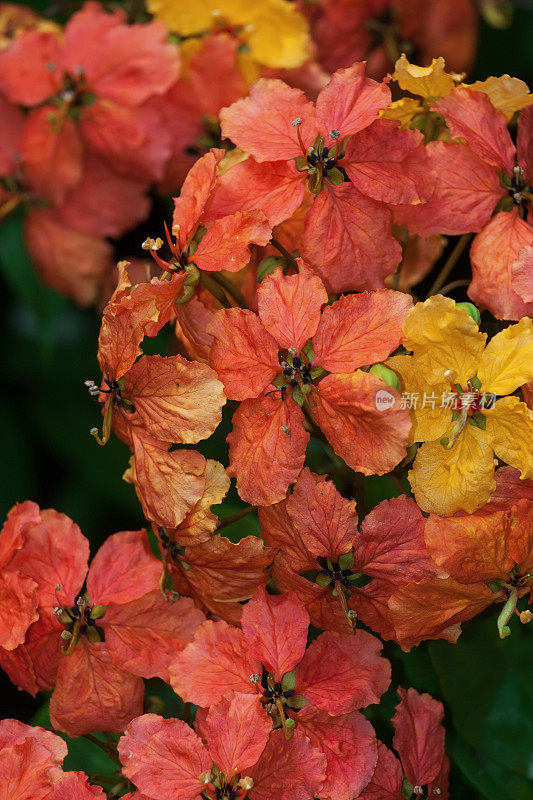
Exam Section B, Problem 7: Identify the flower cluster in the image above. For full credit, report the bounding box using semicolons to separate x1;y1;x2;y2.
1;2;533;798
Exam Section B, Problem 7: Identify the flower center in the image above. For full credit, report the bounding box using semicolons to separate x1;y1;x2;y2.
54;591;105;654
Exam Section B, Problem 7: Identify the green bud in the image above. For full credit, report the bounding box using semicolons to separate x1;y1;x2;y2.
401;778;414;799
291;385;305;406
487;579;504;594
90;605;107;620
338;551;354;571
284;717;296;730
85;625;104;644
257;256;286;283
316;573;332;587
469;375;482;391
480;1;513;29
309;366;327;381
456;302;481;324
369;364;401;391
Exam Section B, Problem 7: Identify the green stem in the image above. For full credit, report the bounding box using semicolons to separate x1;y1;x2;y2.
271;238;298;267
208;271;247;308
82;734;121;766
438;278;471;296
217;505;258;530
427;234;473;297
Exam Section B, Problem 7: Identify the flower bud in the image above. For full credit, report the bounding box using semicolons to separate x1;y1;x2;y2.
369;364;401;391
456;302;481;324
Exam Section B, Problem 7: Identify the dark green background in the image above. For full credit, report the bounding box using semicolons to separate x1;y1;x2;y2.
1;2;532;796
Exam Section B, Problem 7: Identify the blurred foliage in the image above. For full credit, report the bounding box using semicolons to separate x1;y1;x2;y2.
1;2;533;797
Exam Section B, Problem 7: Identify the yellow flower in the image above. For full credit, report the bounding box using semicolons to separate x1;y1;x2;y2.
147;0;310;69
392;54;463;100
380;97;424;129
461;75;533;121
387;296;533;516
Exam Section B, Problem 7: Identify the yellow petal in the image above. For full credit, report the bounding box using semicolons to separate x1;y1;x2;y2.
485;396;533;479
463;76;533;121
409;423;496;515
478;318;533;395
392;54;461;100
402;295;486;386
380;97;425;129
386;355;451;445
244;0;310;69
147;0;216;35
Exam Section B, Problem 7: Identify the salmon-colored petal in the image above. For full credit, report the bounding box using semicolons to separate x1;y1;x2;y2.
56;155;150;239
485;396;533;479
241;586;309;681
170;619;259;707
178;535;273;615
86;529;160;606
392;688;446;787
248;729;326;800
296;706;378;800
123;354;225;445
207;308;280;401
517;106;533;184
259;501;316;573
425;510;514;583
0;500;41;570
21;107;83;206
512;245;533;304
389;577;494;650
394;141;504;238
194;210;272;272
8;508;88;608
0;30;61;105
297;629;390;714
203;693;272;777
62;4;179;105
49;641;144;736
81;99;172;183
313;290;412;373
0;738;61;800
0;718;66;761
206;158;306;227
173;460;230;547
0;572;37;650
349;579;398;641
310;372;411;475
118;714;209;800
358;741;403;800
104;593;205;682
302;183;401;293
52;772;107;799
355;496;435;584
343;120;432;204
488;466;533;510
0;643;39;697
10;614;62;692
286;469;358;560
220;79;317;162
507;499;533;571
24;209;113;307
469;210;533;321
315;63;391;139
257;262;327;350
227;392;309;505
433;86;515;173
125;435;206;531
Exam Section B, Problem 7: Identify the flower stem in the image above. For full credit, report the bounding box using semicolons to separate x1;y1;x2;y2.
217;505;258;530
207;271;247;308
271;238;298;267
427;234;473;297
